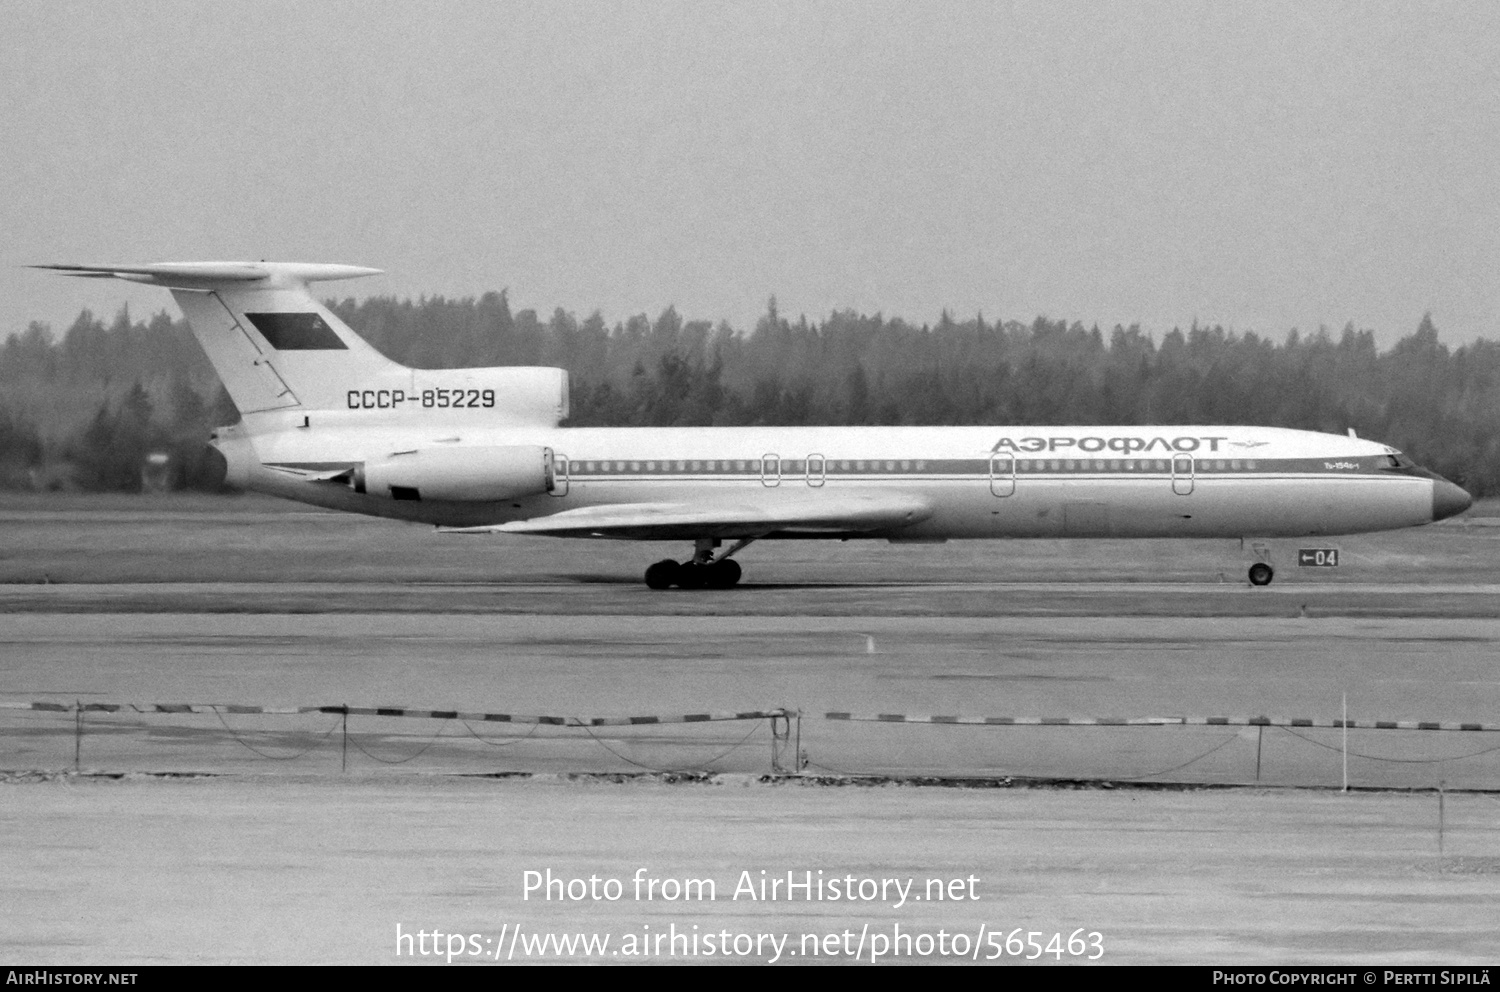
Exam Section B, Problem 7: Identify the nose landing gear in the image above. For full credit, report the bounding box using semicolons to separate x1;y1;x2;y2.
1245;540;1275;586
1247;562;1275;586
643;538;751;589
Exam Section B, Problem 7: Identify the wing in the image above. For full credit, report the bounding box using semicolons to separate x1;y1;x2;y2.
262;463;356;483
441;494;934;540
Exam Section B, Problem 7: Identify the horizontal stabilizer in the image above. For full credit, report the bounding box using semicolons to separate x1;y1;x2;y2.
31;262;381;288
442;495;934;540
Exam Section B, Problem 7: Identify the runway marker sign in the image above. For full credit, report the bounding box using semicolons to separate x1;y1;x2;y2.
1297;548;1339;567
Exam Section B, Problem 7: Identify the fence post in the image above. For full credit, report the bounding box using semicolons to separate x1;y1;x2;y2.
770;711;787;773
1438;778;1446;856
1341;693;1349;792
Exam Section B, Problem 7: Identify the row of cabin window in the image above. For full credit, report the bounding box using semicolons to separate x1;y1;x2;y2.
574;459;875;473
571;458;1262;474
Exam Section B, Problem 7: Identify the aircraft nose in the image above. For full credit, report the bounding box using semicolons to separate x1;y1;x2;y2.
1432;477;1473;521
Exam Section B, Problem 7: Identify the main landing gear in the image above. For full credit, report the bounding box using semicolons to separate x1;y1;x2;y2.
644;538;751;590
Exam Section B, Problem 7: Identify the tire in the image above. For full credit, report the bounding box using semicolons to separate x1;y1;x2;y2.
1248;562;1274;586
675;562;707;589
644;559;680;590
706;558;742;588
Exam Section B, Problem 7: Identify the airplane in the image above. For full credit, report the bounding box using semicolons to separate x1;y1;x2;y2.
34;261;1473;589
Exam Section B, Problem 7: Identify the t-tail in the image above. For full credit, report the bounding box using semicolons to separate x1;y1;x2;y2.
30;262;569;423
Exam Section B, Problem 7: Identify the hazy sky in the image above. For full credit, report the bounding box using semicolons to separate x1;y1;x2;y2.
4;0;1499;347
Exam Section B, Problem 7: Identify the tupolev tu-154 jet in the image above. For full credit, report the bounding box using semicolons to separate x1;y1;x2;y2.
35;261;1473;589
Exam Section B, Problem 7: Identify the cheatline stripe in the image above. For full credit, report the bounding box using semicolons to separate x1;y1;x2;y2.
0;700;787;726
823;712;1499;732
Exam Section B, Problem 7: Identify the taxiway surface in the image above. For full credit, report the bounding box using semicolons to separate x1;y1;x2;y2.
6;777;1498;965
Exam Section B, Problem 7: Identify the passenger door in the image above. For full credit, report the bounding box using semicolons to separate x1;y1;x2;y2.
989;455;1015;497
1171;454;1194;496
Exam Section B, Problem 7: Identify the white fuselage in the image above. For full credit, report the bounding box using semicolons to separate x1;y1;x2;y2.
221;413;1443;540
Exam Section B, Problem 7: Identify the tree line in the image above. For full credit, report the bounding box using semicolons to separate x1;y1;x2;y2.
1;294;1496;496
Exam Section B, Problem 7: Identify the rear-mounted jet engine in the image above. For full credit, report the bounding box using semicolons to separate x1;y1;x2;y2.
355;445;554;502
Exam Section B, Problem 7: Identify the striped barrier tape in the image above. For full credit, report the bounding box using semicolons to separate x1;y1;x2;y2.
823;712;1500;732
7;702;1487;732
0;702;317;715
324;706;789;727
0;702;312;715
0;700;789;727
